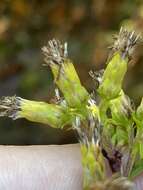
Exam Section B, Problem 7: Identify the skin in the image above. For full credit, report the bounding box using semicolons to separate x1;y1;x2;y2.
0;144;141;190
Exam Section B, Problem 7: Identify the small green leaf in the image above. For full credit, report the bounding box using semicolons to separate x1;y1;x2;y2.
136;98;143;121
139;143;143;159
130;159;143;179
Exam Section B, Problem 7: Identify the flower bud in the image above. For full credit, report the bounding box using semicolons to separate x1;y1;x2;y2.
42;39;89;108
98;53;127;100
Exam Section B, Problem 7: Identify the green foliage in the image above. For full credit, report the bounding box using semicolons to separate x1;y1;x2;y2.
130;159;143;179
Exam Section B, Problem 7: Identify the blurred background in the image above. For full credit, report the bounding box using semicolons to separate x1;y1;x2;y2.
0;0;143;145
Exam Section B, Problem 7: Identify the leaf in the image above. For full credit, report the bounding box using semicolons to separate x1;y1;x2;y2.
139;143;143;159
130;159;143;179
136;98;143;121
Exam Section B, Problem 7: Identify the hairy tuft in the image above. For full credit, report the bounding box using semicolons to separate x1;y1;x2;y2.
41;39;68;66
109;27;142;59
0;96;21;120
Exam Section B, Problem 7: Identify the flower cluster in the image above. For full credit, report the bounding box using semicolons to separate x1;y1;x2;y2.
0;28;142;190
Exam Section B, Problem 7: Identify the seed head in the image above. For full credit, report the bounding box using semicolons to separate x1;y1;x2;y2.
0;96;21;120
109;27;142;59
42;39;68;66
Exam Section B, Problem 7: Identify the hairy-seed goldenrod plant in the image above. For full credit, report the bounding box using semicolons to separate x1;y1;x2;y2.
0;28;143;190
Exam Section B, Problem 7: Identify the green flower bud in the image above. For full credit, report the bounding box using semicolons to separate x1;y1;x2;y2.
98;28;141;101
81;143;105;189
98;53;128;100
0;96;74;128
42;39;89;108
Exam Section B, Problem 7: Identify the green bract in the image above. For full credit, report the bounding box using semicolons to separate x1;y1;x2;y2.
98;53;128;100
